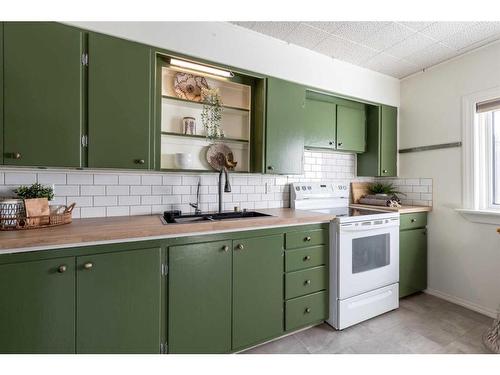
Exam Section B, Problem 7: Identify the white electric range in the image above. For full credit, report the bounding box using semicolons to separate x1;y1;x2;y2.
291;182;400;330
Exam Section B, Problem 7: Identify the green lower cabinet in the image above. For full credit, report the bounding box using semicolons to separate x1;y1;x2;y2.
399;216;428;298
285;245;327;272
285;266;327;299
0;257;76;353
232;234;284;350
168;241;232;354
285;291;328;331
76;248;162;353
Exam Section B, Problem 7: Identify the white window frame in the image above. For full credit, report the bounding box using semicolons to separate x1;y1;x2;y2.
458;86;500;224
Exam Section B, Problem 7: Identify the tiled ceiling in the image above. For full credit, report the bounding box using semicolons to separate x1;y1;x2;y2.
230;22;500;79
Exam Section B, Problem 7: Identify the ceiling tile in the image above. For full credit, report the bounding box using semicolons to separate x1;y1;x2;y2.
250;22;300;40
314;35;379;65
286;23;330;49
364;53;419;78
231;21;256;29
397;22;436;32
303;22;344;34
441;22;500;51
363;22;416;51
330;21;391;43
404;42;456;68
384;32;436;59
419;22;475;41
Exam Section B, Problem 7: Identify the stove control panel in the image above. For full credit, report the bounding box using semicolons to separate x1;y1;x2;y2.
290;182;349;203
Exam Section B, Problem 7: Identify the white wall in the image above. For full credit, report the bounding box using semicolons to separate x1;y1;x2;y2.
67;22;399;106
400;41;500;317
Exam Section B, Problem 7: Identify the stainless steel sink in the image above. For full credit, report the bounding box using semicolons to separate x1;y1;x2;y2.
162;211;272;224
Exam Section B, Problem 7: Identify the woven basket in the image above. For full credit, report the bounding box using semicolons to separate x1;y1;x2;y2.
0;202;76;231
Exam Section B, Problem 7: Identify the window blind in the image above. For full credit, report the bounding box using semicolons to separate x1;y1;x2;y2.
476;98;500;113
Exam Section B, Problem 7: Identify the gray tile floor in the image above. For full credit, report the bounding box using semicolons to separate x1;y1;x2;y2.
243;293;494;354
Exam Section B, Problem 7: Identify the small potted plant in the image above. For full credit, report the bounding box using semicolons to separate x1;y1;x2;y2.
15;183;54;224
201;87;224;140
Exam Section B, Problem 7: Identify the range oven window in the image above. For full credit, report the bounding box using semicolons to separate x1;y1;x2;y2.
352;233;390;274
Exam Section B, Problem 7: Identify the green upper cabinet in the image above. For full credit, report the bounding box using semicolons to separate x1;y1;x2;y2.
265;77;305;174
0;257;76;353
336;104;366;153
168;241;232;354
3;22;84;167
232;234;284;350
0;22;3;165
76;248;161;353
357;104;398;177
304;98;336;149
88;33;152;169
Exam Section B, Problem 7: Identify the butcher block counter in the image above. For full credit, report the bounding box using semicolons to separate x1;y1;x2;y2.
350;204;432;214
0;208;334;254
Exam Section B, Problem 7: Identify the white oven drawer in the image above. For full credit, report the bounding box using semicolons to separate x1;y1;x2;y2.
337;283;399;330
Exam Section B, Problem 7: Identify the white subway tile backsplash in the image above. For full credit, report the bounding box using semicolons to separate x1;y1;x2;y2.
0;149;431;219
5;172;37;185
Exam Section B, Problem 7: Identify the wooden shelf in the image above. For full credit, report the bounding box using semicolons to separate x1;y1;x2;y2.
161;132;249;144
162;95;250;114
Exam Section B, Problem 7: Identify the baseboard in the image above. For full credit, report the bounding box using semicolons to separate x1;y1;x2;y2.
424;288;498;319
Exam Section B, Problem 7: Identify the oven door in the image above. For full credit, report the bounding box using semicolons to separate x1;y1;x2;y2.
338;218;399;300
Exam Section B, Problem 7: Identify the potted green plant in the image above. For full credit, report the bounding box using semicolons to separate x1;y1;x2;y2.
201;87;224;140
15;183;54;222
368;182;405;197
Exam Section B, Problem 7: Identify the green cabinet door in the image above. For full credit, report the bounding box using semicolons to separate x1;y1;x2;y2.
399;228;427;298
232;234;284;349
0;257;75;353
265;78;305;174
0;22;3;164
336;104;366;153
357;104;398;176
3;22;83;167
88;33;152;169
76;248;161;353
304;98;336;149
168;241;232;354
380;105;398;176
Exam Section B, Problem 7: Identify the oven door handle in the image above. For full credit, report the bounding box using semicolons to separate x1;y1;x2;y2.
339;222;399;232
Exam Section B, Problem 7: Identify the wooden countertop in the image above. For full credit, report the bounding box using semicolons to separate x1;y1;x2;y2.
0;208;334;254
350;204;432;214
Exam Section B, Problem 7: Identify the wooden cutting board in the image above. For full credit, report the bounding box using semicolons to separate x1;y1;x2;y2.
351;182;371;203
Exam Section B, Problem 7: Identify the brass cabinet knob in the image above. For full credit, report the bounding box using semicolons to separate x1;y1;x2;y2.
83;262;93;270
383;169;388;174
58;265;67;273
236;244;244;250
222;245;229;252
304;279;311;285
13;152;22;160
410;218;417;223
329;141;334;145
305;307;311;313
304;255;311;261
267;166;274;171
337;142;343;147
304;236;311;242
134;159;145;165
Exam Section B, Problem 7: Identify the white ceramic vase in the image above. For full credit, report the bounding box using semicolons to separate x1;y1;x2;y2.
175;153;192;169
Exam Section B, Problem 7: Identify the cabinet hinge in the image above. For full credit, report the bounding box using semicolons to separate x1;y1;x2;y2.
81;53;89;66
81;135;88;148
161;263;168;276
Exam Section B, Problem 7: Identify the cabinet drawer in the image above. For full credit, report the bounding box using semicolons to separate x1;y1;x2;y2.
285;229;327;249
285;246;327;272
285;266;327;299
400;212;427;230
285;291;328;331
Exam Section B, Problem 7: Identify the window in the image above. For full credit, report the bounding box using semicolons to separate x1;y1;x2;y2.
460;90;500;224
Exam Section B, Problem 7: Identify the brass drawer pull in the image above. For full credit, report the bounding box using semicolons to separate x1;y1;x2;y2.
304;279;311;286
83;262;93;270
13;152;22;160
57;265;67;273
304;236;312;242
305;307;311;314
134;159;145;165
222;245;229;252
410;218;417;223
303;255;311;261
236;244;244;250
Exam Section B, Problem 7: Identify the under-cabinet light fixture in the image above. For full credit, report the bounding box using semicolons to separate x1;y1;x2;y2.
169;58;234;78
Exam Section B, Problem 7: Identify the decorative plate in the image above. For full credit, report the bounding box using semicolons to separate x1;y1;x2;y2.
174;72;209;102
206;143;238;171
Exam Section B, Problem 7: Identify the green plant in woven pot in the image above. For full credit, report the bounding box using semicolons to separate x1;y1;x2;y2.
15;183;54;220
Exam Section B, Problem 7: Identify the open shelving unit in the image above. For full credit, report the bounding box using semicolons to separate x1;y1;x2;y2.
159;59;254;172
